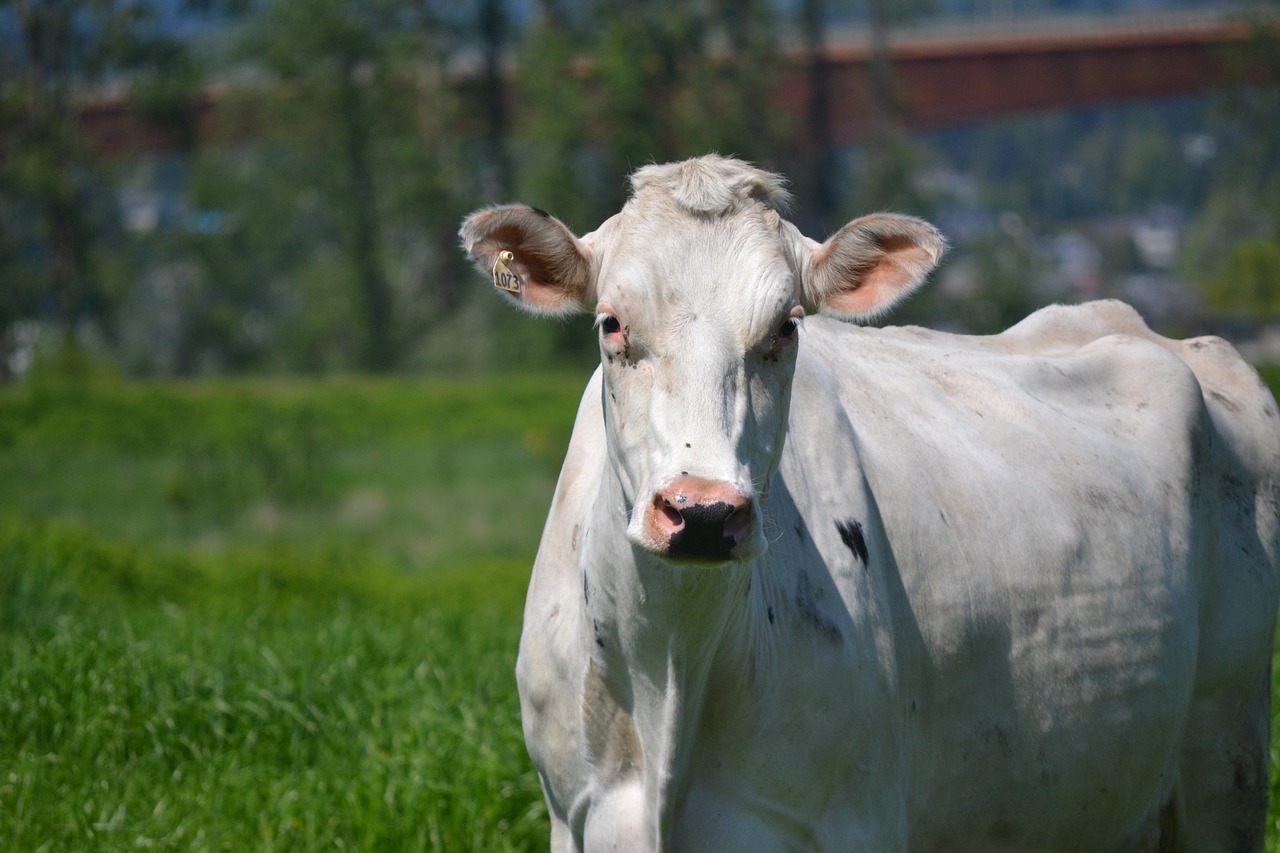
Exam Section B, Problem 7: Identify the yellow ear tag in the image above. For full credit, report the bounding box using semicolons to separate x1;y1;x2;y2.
492;250;521;294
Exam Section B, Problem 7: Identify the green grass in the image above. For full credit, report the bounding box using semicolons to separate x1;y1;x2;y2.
0;521;544;851
5;368;1280;849
0;372;589;851
0;373;579;564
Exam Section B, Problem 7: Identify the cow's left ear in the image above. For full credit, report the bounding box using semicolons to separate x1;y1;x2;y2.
796;213;946;321
459;205;594;316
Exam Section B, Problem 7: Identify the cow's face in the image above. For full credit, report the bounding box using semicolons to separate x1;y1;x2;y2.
461;158;943;566
589;204;804;565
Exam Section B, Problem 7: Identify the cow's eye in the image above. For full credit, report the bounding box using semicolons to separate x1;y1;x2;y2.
770;311;803;352
596;306;629;355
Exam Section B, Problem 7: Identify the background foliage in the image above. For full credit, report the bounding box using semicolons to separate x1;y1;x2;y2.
1;0;1279;378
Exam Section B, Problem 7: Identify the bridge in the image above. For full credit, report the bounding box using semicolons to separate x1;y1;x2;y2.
796;8;1270;139
78;7;1272;157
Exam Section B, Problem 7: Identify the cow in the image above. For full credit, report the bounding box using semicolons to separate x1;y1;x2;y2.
460;155;1280;852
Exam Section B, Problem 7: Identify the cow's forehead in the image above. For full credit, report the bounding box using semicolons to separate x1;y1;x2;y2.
595;203;796;334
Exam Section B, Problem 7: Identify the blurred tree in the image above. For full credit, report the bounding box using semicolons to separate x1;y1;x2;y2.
801;0;836;223
575;0;785;204
850;0;936;217
1204;237;1280;317
1181;3;1280;318
0;0;198;361
680;0;783;162
513;0;598;229
961;228;1045;334
0;202;38;382
898;227;1044;334
478;0;513;199
237;0;437;372
147;149;285;374
511;3;785;233
495;0;604;371
1110;127;1184;213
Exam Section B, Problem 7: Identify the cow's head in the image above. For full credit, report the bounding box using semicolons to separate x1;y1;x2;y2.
461;156;943;566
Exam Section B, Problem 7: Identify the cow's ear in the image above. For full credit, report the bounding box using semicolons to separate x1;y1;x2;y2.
459;205;594;316
799;214;945;321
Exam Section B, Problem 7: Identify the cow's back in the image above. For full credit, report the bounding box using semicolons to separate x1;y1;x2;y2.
790;300;1280;850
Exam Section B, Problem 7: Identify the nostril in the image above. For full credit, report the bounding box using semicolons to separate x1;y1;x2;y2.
653;495;685;534
724;506;753;543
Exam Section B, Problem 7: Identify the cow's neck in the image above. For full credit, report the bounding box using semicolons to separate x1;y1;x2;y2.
580;469;755;842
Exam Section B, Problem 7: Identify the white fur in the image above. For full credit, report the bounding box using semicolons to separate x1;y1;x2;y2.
462;157;1280;852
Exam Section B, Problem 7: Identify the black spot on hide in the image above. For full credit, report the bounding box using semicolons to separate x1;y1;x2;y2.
593;618;605;648
583;571;590;605
767;606;775;625
531;206;552;219
836;519;869;564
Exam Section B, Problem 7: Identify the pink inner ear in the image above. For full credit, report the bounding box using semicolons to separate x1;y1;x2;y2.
820;240;936;317
519;264;582;312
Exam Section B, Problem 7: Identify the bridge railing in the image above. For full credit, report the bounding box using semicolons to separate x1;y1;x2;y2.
818;4;1276;51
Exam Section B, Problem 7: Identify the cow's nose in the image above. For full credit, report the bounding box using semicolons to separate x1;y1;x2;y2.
646;476;754;563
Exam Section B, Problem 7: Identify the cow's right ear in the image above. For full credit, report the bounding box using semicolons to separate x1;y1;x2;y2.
459;205;594;317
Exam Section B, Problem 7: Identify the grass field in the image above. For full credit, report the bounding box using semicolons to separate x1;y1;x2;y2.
0;371;585;851
3;367;1280;850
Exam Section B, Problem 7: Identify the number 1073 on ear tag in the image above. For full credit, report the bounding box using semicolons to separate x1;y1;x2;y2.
492;250;521;293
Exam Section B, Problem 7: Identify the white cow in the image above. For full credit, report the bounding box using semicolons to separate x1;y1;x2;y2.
461;155;1280;852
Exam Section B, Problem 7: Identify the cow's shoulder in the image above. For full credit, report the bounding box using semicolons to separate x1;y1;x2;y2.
992;298;1158;355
